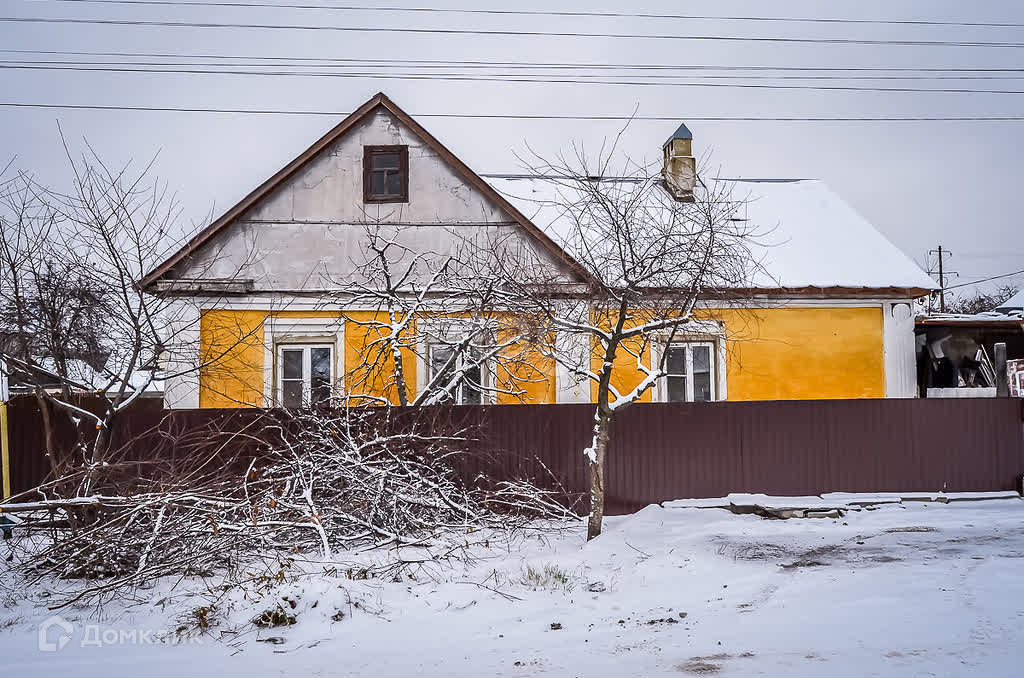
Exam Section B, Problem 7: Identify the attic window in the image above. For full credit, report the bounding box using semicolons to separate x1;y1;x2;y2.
363;145;409;203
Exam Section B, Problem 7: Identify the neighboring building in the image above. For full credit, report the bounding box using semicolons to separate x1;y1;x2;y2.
0;329;162;398
0;355;163;399
140;93;934;409
995;288;1024;314
916;312;1024;397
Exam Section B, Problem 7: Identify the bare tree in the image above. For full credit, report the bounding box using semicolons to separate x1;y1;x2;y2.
329;220;540;407
499;147;761;539
0;139;258;500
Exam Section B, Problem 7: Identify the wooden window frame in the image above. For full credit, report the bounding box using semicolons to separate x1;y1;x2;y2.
427;342;487;405
363;145;409;203
276;342;335;408
656;340;719;403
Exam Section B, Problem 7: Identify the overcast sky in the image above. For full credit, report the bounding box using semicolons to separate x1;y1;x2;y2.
3;0;1024;298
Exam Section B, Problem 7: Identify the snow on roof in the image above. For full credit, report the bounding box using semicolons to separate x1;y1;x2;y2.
917;311;1024;326
996;288;1024;311
34;357;163;393
485;176;936;292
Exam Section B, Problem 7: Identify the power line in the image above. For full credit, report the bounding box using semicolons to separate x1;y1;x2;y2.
32;1;1024;29
945;269;1024;291
2;101;1024;121
9;62;1024;93
7;15;1024;48
956;251;1024;258
10;59;1024;81
6;49;1024;74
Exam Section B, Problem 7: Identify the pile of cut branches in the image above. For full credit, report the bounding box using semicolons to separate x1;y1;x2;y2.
1;407;578;605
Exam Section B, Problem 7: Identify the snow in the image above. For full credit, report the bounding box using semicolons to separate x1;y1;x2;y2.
723;493;840;510
995;288;1024;311
662;497;732;509
31;357;164;395
666;492;1024;511
919;310;1024;324
3;498;1024;676
486;175;937;292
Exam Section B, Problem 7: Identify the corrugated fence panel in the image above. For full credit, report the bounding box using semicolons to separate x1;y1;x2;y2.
5;397;1022;511
7;397;53;497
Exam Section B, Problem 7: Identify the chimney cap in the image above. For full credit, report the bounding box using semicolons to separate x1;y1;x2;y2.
662;122;693;148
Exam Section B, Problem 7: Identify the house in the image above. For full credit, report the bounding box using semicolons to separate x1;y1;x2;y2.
995;289;1024;314
0;330;162;399
140;93;935;409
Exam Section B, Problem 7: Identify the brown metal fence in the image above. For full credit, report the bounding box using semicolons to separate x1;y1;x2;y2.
5;396;1023;514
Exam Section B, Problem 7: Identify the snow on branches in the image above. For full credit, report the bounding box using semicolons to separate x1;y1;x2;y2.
494;144;764;539
3;406;577;606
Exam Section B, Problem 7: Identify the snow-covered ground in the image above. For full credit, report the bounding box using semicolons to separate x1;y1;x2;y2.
3;498;1024;677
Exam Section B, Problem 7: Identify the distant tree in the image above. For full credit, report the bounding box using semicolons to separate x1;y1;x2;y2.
944;284;1020;315
0;139;254;498
0;260;110;393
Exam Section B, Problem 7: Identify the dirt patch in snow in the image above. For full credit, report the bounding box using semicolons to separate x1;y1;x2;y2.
715;539;847;568
678;653;756;674
678;659;722;674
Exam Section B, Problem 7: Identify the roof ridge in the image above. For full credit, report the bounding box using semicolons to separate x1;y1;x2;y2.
139;93;597;289
482;174;818;183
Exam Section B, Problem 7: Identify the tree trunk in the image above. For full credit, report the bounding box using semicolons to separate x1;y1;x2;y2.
392;343;409;406
36;392;59;479
587;407;611;540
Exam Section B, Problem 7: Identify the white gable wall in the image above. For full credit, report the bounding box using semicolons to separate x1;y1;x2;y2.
176;108;573;290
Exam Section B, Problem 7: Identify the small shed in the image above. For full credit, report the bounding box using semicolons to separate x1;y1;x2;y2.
915;312;1024;397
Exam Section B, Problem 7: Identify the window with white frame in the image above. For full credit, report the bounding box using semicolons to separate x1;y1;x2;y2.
277;344;334;408
663;342;716;403
428;343;484;405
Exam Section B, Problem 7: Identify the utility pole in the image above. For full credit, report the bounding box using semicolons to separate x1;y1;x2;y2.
938;245;946;313
928;246;958;313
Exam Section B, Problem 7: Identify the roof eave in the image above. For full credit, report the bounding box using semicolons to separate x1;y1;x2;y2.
916;318;1024;330
702;285;932;300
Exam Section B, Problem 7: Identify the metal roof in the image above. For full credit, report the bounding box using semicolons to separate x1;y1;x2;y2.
916;312;1024;329
662;122;693;148
485;175;937;294
995;288;1024;311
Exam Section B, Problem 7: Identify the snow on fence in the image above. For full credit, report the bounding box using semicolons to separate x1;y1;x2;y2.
4;396;1023;513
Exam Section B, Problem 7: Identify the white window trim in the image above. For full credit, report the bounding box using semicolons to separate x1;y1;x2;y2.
416;319;498;405
262;317;344;407
426;342;488;405
651;322;728;403
277;343;335;407
658;341;717;403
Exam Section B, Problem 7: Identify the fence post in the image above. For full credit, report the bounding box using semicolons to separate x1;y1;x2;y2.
994;342;1009;398
0;358;9;498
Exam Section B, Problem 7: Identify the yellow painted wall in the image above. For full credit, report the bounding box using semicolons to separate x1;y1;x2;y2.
587;306;885;403
496;331;557;405
199;309;267;408
723;306;885;400
344;311;418;405
196;305;886;407
590;332;656;405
